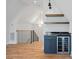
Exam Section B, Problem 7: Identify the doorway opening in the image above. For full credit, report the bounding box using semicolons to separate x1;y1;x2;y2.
16;30;39;44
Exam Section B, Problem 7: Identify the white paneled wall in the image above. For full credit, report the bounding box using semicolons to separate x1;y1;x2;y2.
44;17;69;22
44;24;69;32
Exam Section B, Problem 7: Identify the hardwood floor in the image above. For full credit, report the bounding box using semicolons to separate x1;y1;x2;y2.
6;41;71;59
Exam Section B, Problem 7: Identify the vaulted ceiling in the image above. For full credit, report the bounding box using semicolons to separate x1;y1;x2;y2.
6;0;72;25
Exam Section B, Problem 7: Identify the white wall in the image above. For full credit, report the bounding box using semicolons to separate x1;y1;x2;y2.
43;16;70;32
6;0;42;44
44;24;69;32
55;0;72;20
44;17;69;22
43;0;72;20
6;0;25;44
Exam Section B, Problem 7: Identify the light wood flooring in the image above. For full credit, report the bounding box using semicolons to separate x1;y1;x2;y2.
6;41;71;59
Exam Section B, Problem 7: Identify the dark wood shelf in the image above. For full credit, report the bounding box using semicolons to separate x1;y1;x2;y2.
44;22;69;24
45;14;64;17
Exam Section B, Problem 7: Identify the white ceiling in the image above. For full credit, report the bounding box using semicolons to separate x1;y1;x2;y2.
6;0;72;25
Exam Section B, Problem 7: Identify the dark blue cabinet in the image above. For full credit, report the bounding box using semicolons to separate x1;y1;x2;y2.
44;35;57;54
44;35;71;54
69;36;71;54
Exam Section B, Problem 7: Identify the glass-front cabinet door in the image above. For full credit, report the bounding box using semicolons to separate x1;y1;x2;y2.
57;36;70;54
63;37;69;54
57;37;63;54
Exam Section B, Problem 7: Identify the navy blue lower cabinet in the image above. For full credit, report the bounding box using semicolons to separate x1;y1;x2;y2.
44;35;57;54
69;35;71;55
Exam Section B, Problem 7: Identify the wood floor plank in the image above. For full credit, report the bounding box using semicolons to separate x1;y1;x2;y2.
6;41;71;59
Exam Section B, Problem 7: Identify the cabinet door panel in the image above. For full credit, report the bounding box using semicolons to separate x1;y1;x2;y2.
64;37;69;52
58;37;63;52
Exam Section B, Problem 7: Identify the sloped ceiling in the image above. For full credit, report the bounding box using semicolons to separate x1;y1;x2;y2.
6;0;72;25
6;0;42;25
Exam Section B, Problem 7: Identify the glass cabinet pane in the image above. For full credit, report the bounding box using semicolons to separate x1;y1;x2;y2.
58;46;62;52
58;37;62;52
64;38;68;52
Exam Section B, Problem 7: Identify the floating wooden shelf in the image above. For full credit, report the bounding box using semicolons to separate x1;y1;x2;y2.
16;30;30;32
44;22;69;24
45;14;64;17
